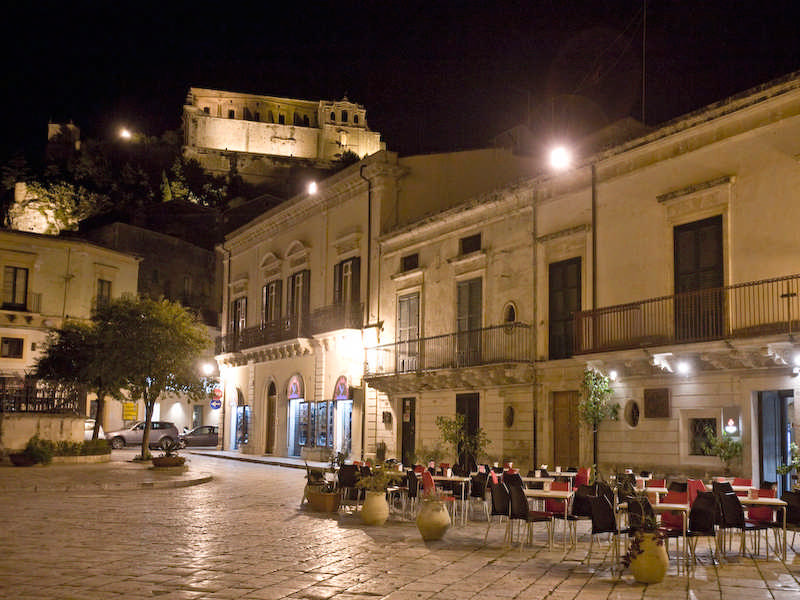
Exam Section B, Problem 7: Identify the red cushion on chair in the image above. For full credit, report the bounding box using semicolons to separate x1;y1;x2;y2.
490;471;499;485
646;479;666;488
747;489;775;523
659;491;687;529
733;477;752;487
545;480;570;513
575;467;590;488
687;479;706;505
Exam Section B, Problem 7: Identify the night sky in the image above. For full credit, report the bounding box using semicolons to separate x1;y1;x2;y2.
3;1;799;161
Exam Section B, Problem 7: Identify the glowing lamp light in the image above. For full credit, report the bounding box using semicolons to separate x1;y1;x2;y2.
307;181;318;195
549;146;572;171
201;362;215;376
119;128;132;140
794;353;800;367
677;361;690;375
608;370;618;382
724;418;738;435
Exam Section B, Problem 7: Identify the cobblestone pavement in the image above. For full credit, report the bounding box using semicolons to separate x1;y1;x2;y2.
1;452;799;600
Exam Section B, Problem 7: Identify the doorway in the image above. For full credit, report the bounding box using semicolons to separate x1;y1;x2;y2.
401;397;416;466
758;390;794;494
552;391;580;468
456;392;479;470
265;382;276;454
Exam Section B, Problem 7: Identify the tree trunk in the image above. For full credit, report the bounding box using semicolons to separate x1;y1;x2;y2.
140;389;154;460
92;393;106;440
592;425;599;472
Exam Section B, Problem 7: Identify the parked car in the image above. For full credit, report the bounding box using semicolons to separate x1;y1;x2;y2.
179;425;219;447
84;419;105;441
105;421;180;450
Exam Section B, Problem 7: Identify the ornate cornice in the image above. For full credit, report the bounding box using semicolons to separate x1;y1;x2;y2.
365;363;535;394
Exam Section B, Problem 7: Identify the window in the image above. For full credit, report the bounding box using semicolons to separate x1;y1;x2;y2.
254;111;260;122
334;257;360;306
457;278;482;365
278;114;285;125
1;337;23;358
287;270;310;316
401;253;419;272
227;109;235;119
183;275;192;300
503;302;516;323
459;233;481;255
230;297;247;335
203;106;210;114
97;279;111;307
303;115;310;126
330;111;336;121
341;110;348;123
3;266;28;310
548;257;581;360
268;110;274;123
261;279;282;324
397;293;419;372
354;114;359;124
690;418;716;455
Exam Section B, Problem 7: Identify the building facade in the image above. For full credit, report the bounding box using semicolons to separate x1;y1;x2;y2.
0;230;139;417
183;88;384;191
214;148;536;461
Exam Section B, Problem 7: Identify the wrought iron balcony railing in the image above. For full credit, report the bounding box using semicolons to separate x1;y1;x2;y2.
215;302;363;354
365;322;531;377
575;273;800;354
0;380;81;414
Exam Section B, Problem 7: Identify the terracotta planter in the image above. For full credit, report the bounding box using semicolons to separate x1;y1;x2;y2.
360;491;389;526
9;453;37;467
307;489;341;512
416;499;451;540
152;455;186;468
629;532;668;584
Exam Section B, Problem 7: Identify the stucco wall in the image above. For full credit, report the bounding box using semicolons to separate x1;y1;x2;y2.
0;414;84;452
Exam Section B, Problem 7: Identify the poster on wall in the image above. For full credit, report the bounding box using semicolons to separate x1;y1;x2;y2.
122;402;137;420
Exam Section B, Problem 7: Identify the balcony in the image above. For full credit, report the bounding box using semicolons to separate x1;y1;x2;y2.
216;314;308;354
309;302;363;334
214;302;362;355
575;273;800;355
0;380;81;414
365;322;532;377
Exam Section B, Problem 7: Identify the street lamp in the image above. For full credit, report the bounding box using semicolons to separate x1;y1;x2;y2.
119;127;132;140
549;145;573;171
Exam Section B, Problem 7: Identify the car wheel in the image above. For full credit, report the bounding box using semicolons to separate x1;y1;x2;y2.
111;437;125;449
159;437;175;450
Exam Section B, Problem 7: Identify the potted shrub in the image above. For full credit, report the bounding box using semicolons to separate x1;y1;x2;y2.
435;414;488;472
777;442;800;487
152;439;186;467
416;488;451;540
305;456;340;512
356;468;399;526
702;426;743;476
622;494;668;584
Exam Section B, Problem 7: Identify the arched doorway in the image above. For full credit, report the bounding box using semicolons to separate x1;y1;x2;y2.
266;381;277;454
286;374;305;457
234;388;250;450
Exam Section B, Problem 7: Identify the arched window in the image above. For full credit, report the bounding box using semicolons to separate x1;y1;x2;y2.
353;114;359;124
203;106;210;114
341;110;348;123
278;114;285;125
330;111;336;121
303;115;310;127
227;109;235;119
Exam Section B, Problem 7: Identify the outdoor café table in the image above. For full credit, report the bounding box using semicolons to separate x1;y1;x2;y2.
431;475;471;525
739;495;788;560
731;485;754;494
521;476;555;486
653;502;690;569
524;487;575;552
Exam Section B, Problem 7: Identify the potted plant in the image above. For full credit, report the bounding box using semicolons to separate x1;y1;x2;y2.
356;467;399;526
416;488;451;540
702;425;743;476
151;439;186;467
435;414;488;472
621;494;668;584
579;368;619;471
777;442;800;485
305;456;341;512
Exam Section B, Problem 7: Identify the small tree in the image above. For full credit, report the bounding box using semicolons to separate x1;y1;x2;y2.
579;368;619;471
99;296;211;459
435;414;488;472
35;320;127;440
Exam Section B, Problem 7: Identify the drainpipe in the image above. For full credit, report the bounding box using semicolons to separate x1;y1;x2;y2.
531;186;538;469
61;248;73;318
359;164;372;461
218;242;231;452
591;162;597;312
